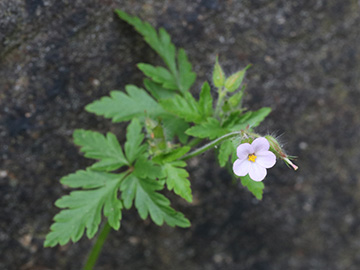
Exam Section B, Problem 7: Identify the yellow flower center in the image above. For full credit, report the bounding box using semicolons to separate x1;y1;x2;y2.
248;154;257;162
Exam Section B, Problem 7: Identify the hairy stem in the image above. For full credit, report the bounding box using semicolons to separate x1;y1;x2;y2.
83;222;112;270
180;131;241;161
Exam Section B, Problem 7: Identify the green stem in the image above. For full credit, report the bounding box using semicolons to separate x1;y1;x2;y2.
180;131;241;161
214;87;227;117
83;222;112;270
187;137;203;148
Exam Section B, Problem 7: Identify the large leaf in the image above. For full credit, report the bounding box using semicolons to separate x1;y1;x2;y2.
73;130;128;171
44;171;126;247
120;174;190;227
85;85;165;122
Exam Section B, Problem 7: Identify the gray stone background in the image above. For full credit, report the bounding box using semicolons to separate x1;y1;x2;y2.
1;0;360;269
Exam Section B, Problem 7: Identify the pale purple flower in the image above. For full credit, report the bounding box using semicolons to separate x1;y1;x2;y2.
233;137;276;181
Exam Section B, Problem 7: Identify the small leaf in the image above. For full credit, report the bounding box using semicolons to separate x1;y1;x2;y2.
125;119;147;164
213;56;226;87
85;85;165;122
138;63;177;90
240;174;264;200
44;171;126;247
163;161;192;202
218;140;234;167
224;64;251;92
177;48;196;93
185;118;228;140
73;130;128;171
198;82;213;118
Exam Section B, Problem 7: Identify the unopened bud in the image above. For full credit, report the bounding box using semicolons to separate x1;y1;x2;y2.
265;135;299;171
224;64;251;92
213;56;226;87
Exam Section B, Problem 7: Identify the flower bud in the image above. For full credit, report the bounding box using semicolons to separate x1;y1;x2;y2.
212;56;226;87
224;64;251;92
265;135;298;170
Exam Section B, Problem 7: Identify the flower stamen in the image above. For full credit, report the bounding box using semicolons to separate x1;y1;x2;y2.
248;154;257;162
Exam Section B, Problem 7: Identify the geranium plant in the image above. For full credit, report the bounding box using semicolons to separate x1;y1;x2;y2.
44;10;298;269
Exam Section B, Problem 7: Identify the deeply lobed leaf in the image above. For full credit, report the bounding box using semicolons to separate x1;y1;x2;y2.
163;161;192;202
120;174;190;227
44;171;126;247
160;92;204;124
73;130;128;171
85;85;165;122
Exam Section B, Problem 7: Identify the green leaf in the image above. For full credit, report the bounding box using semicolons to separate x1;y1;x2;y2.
120;174;191;227
213;56;226;87
144;79;175;100
229;107;272;130
116;10;177;74
85;85;165;122
138;63;177;90
198;82;213;118
162;115;189;144
73;130;128;171
152;146;191;164
160;92;203;124
224;64;251;92
116;10;196;93
163;161;192;202
134;155;164;179
218;140;234;167
44;171;126;247
185;118;228;140
177;48;196;93
125;119;147;164
240;174;264;200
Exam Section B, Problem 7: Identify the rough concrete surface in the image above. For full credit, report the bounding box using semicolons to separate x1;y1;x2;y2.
1;0;360;269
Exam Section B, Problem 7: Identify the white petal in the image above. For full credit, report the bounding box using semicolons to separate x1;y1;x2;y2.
251;137;270;153
236;143;253;160
248;162;267;181
256;151;276;168
233;159;251;177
